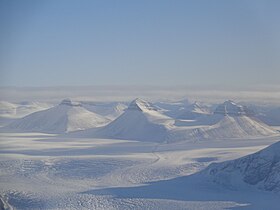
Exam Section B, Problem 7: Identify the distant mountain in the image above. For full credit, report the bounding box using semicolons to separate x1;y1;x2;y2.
69;99;279;142
189;115;278;139
214;100;253;116
256;107;280;126
176;102;211;120
154;99;189;118
201;141;280;193
0;101;17;117
81;101;127;120
0;101;51;118
0;100;52;127
175;100;278;139
4;99;110;134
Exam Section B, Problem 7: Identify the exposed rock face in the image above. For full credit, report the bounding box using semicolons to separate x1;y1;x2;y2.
203;141;280;192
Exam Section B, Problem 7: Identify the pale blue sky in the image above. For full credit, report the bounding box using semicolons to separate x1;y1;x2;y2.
0;0;279;87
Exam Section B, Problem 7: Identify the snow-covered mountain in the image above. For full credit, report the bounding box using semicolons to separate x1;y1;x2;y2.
202;141;280;193
0;101;51;118
154;99;189;118
0;100;52;127
256;107;280;126
176;102;211;120
214;100;253;116
0;101;17;117
4;99;110;134
71;99;278;142
189;115;278;139
81;101;127;120
82;98;174;142
175;100;278;140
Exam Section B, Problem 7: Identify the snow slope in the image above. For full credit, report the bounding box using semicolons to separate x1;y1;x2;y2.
4;99;110;134
82;98;175;142
202;141;280;193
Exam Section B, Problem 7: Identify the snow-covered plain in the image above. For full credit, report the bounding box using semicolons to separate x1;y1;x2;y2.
0;99;280;209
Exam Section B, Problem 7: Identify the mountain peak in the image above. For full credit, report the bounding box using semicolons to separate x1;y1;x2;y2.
127;98;157;112
214;100;248;116
60;99;81;107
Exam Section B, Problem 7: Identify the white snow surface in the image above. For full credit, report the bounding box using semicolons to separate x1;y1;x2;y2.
0;132;279;210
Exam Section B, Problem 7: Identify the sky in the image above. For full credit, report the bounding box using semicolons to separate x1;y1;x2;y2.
0;0;280;87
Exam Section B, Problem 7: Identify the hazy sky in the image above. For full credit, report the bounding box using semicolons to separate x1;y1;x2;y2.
1;0;280;87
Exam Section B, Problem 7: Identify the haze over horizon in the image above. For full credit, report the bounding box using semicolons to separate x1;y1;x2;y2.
1;0;280;87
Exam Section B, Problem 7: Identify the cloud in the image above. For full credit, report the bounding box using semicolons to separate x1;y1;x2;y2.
0;85;279;105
